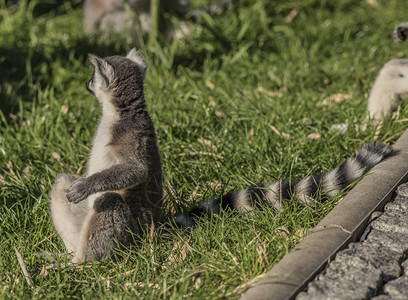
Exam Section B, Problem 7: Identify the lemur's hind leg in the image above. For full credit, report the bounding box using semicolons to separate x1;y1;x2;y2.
49;174;90;254
72;192;139;264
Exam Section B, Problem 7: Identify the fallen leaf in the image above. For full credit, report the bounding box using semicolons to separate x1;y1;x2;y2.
293;118;312;125
248;127;254;144
194;277;202;289
365;0;378;6
60;105;69;114
320;93;352;106
215;110;225;117
205;80;215;90
268;124;294;139
51;152;61;161
274;226;290;239
307;133;321;139
22;120;31;126
208;96;217;107
174;152;223;159
22;165;31;179
166;239;190;266
256;242;269;265
189;184;201;202
256;86;282;98
197;138;217;151
6;163;17;179
284;8;299;23
295;228;308;239
38;265;49;278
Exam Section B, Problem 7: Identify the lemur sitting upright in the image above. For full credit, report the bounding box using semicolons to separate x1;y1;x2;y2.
49;49;162;263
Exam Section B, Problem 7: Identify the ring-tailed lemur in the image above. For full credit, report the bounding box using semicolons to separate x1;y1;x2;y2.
330;58;408;133
83;0;237;38
49;48;162;263
175;143;396;227
367;59;408;121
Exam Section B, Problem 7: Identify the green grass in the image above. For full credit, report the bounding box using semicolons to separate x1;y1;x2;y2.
1;0;408;298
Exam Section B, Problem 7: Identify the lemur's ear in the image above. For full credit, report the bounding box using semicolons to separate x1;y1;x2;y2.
126;48;147;79
88;54;116;88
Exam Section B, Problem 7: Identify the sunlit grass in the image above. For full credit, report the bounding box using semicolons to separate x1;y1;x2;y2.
1;0;408;298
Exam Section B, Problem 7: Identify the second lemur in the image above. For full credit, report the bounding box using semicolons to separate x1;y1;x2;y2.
83;0;237;39
367;59;408;120
49;48;162;263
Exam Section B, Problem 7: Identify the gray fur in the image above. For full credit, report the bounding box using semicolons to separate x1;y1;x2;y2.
49;48;162;263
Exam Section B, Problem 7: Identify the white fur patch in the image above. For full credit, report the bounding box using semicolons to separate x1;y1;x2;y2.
264;182;284;212
86;95;119;176
344;158;364;182
322;169;340;197
49;176;90;254
234;190;253;212
71;210;96;264
295;177;312;205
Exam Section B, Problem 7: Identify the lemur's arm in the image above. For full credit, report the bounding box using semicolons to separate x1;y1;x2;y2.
66;163;148;204
393;22;408;43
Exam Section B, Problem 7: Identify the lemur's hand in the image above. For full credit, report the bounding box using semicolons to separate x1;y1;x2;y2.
393;23;408;43
66;177;93;204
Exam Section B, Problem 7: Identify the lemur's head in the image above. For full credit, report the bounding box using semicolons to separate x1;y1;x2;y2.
381;59;408;93
86;48;148;109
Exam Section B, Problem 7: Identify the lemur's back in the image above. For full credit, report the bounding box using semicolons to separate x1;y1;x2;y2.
109;114;163;226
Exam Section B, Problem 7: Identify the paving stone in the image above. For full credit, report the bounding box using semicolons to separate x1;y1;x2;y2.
402;259;408;273
383;200;408;212
295;181;408;300
296;256;382;300
393;182;408;198
296;183;408;300
365;229;408;255
336;242;402;281
371;296;393;300
370;210;408;235
382;276;408;299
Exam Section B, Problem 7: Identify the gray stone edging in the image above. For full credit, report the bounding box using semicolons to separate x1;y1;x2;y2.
240;129;408;300
296;182;408;299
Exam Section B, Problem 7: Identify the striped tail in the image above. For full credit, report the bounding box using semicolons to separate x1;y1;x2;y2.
175;143;396;228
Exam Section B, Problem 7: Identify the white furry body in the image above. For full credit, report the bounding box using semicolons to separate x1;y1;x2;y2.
50;99;119;260
368;59;408;120
86;95;119;208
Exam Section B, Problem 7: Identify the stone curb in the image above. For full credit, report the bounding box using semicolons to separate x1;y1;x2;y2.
240;129;408;300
